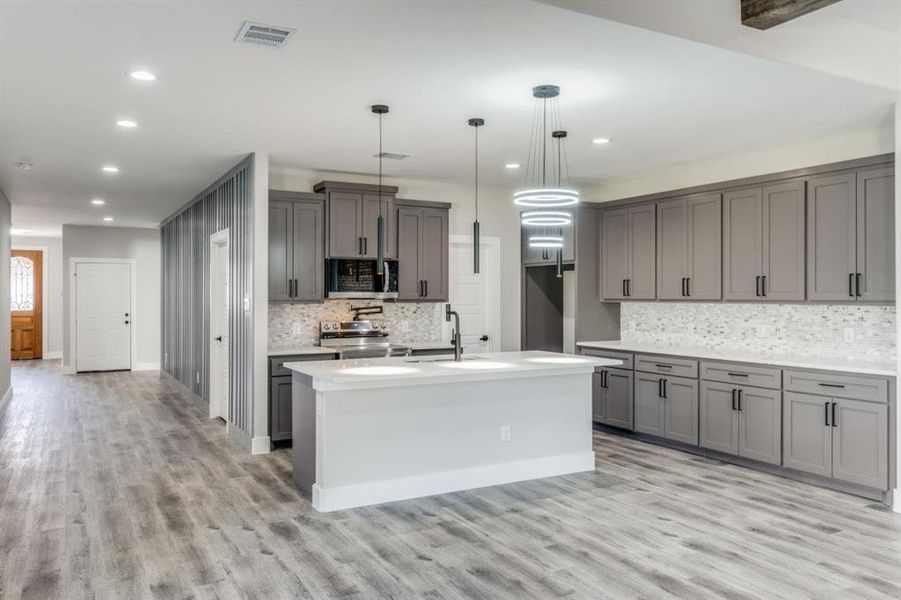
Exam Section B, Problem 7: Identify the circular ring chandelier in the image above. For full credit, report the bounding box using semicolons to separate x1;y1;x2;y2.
514;189;580;208
520;210;573;226
528;236;564;249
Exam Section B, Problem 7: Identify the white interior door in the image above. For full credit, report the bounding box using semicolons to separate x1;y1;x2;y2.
210;235;230;420
75;262;131;372
447;236;500;353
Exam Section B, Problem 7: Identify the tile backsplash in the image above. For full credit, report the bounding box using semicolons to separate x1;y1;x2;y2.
269;301;444;348
620;302;896;362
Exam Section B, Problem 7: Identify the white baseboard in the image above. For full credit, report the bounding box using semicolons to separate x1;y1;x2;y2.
251;436;272;455
312;451;596;512
43;351;62;360
0;386;12;418
133;362;161;371
61;364;76;375
893;488;900;513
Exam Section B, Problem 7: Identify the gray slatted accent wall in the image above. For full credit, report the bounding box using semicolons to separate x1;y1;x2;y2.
161;157;255;435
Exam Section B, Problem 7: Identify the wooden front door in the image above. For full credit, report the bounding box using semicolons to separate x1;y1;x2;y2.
11;249;42;360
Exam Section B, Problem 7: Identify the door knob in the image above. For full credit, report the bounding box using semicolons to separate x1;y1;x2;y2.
215;336;223;342
480;335;489;341
124;321;130;325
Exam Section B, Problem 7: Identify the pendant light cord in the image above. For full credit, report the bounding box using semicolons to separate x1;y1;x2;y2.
541;96;547;187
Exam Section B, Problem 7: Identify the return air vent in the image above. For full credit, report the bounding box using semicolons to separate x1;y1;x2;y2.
235;21;296;48
374;152;413;161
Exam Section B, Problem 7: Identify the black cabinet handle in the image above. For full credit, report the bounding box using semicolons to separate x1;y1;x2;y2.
727;372;749;378
623;279;627;297
419;280;424;297
825;402;830;426
658;378;663;398
627;279;631;297
663;378;667;399
849;273;855;298
681;277;686;297
655;364;673;370
289;279;294;297
756;276;761;297
818;382;845;388
686;277;690;297
732;389;737;410
364;237;369;255
737;389;743;411
831;402;837;427
855;273;862;298
424;280;428;297
761;275;766;297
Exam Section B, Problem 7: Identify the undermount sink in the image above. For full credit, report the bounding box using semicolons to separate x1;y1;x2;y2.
434;360;514;370
404;356;485;364
524;356;593;365
341;366;420;376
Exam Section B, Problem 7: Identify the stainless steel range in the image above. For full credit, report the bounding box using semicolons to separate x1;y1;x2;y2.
318;320;411;359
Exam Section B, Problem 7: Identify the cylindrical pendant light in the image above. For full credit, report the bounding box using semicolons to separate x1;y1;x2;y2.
372;104;389;275
552;130;568;278
468;117;484;274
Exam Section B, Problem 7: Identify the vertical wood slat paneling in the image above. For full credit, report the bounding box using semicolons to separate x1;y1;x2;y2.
160;157;255;436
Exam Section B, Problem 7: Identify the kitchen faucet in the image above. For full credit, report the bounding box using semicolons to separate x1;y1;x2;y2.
445;304;462;362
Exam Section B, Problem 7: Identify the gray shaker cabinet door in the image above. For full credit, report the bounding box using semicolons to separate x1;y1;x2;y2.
656;198;688;300
421;208;449;301
268;199;294;301
856;167;895;302
634;373;665;437
361;193;395;259
723;187;763;300
592;372;607;423
686;192;722;300
396;207;423;300
292;199;325;301
328;191;363;257
628;204;657;299
737;386;781;466
605;369;634;430
699;381;739;455
601;208;629;300
831;398;888;490
806;173;857;301
783;391;832;477
269;376;293;442
761;181;805;301
521;224;549;265
663;376;698;445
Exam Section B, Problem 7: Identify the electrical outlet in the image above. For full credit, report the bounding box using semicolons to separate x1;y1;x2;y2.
844;327;855;343
500;425;512;442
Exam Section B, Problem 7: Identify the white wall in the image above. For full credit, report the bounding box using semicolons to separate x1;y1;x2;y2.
0;188;10;405
11;235;62;359
269;166;523;351
61;225;160;370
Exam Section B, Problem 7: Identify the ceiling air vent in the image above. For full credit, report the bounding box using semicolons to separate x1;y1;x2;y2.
235;21;296;48
374;152;412;161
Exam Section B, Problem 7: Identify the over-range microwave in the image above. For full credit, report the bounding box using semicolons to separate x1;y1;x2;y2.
326;259;399;300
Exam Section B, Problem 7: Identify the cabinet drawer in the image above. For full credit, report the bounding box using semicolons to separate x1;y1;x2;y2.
635;354;698;378
270;353;337;376
579;348;633;371
783;369;888;403
700;361;782;390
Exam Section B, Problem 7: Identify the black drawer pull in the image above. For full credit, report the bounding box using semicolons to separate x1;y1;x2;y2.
727;372;749;377
655;364;673;369
737;389;743;411
818;383;845;388
831;402;837;427
658;378;663;398
732;389;737;411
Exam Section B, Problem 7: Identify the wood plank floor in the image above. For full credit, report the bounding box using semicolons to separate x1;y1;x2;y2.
0;360;899;599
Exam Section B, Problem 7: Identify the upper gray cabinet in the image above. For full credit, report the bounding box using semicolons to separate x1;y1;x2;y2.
601;204;656;300
313;181;397;259
807;167;895;302
268;191;325;302
656;192;721;300
396;201;450;302
521;220;575;266
723;180;805;301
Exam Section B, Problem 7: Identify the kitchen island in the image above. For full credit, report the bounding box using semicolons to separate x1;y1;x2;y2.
285;351;621;512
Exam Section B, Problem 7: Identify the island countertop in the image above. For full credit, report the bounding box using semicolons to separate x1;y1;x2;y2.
284;351;621;391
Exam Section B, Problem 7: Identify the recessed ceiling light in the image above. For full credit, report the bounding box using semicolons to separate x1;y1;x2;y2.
591;137;611;145
103;217;114;222
91;198;105;206
505;163;520;169
128;70;156;81
101;165;120;173
116;119;138;128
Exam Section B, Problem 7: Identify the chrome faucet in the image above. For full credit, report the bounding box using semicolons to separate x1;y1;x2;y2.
445;304;462;362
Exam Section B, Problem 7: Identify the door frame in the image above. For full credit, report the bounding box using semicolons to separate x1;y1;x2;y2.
208;229;230;421
67;257;137;374
11;245;48;359
446;234;502;353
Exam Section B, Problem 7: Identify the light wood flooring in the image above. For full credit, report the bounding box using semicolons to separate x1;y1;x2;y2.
0;360;899;599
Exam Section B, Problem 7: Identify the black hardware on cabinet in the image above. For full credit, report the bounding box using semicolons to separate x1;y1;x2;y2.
727;372;748;378
626;279;631;297
622;279;627;297
818;382;845;388
761;275;766;297
289;279;294;297
125;320;130;325
363;237;368;255
655;363;673;370
480;335;489;342
737;389;743;411
849;273;855;298
831;402;837;427
658;378;663;398
755;275;761;297
825;402;830;426
681;277;686;297
686;277;690;297
215;336;223;342
855;273;862;297
663;378;668;399
424;280;428;297
731;389;737;410
124;312;129;317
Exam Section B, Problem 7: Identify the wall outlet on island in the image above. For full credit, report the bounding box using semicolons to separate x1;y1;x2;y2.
500;425;512;442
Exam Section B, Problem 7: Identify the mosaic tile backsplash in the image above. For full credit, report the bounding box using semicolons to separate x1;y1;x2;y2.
269;301;444;348
620;302;896;362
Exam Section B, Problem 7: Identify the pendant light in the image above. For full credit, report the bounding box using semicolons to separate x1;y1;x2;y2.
468;117;484;274
372;104;389;276
552;130;568;278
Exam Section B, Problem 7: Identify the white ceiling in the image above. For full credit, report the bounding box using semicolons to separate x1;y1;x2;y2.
0;0;895;235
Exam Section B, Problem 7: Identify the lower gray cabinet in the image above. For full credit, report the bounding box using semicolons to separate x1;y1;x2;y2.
593;368;633;430
270;376;293;442
635;373;697;444
783;392;832;477
634;373;666;437
699;382;740;455
701;382;781;465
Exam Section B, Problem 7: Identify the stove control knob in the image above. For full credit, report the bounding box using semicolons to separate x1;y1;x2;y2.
323;323;331;331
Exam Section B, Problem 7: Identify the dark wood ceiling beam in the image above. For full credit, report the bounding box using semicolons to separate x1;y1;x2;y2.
741;0;842;30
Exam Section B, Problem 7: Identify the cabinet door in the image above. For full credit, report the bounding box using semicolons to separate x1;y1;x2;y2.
292;200;325;301
737;386;781;465
663;376;698;445
782;391;832;477
831;398;888;489
656;198;688;300
806;173;857;301
268;200;294;301
686;192;722;300
699;381;739;455
605;369;633;430
522;224;550;265
762;181;805;301
634;373;665;437
562;222;575;263
601;208;629;300
628;204;657;299
723;187;763;300
396;207;422;300
592;372;607;423
361;193;395;259
421;208;449;301
856;167;895;302
269;376;293;442
328;191;363;258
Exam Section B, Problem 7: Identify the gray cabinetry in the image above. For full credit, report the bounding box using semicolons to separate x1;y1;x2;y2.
600;208;629;300
700;381;781;465
634;372;666;437
593;368;633;430
314;181;397;259
521;222;574;266
699;381;740;455
397;203;449;301
268;191;325;302
634;371;697;444
601;204;656;300
855;167;895;301
657;193;721;300
268;353;338;444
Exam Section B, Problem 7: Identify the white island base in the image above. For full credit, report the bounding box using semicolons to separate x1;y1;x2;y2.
287;351;621;512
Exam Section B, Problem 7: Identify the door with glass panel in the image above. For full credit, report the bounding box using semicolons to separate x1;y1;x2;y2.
10;249;42;359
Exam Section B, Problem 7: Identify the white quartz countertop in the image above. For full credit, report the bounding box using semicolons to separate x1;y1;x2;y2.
284;351;622;391
404;340;455;351
268;346;339;357
577;340;896;377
